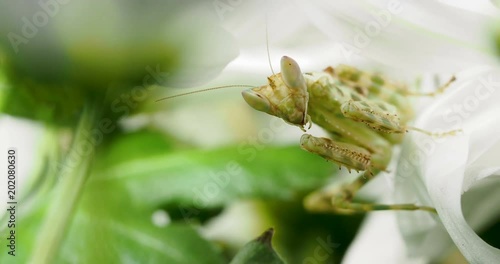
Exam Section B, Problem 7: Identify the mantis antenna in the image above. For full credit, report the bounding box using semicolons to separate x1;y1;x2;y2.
265;13;275;76
155;85;255;102
156;12;276;103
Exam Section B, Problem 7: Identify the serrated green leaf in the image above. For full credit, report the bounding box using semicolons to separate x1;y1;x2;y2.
230;228;285;264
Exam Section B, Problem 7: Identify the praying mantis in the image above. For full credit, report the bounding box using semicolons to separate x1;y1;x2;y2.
240;56;458;215
157;55;458;215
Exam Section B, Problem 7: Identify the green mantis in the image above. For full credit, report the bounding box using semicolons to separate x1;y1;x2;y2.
242;56;458;214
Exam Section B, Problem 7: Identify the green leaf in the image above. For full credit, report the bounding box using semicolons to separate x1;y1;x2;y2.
230;228;285;264
94;129;190;169
0;198;47;262
89;130;337;210
262;200;364;263
56;183;224;264
0;178;224;264
0;129;223;263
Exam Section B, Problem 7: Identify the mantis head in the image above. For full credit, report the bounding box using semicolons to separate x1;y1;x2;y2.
242;56;310;130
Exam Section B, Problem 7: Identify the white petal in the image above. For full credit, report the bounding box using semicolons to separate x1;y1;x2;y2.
296;0;498;73
426;148;500;263
396;67;500;262
439;0;500;17
461;167;500;231
343;202;428;264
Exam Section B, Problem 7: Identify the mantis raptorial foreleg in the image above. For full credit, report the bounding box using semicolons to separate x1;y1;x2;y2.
300;134;435;214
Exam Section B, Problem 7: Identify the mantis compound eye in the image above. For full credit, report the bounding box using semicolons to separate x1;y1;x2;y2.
280;56;306;91
241;89;272;114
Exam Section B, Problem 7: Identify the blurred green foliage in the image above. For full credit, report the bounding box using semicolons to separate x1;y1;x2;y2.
0;127;346;263
495;26;500;58
264;201;364;264
0;1;367;262
89;130;337;210
0;0;237;126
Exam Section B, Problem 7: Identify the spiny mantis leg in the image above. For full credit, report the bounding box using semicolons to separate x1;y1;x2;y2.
300;134;436;214
340;99;462;137
304;171;437;215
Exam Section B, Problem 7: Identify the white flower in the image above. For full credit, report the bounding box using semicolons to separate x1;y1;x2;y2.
326;1;500;263
191;0;500;262
344;66;500;264
392;66;500;263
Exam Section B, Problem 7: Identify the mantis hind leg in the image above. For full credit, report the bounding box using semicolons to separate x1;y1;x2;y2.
405;75;462;136
404;75;456;97
304;171;437;214
406;126;461;137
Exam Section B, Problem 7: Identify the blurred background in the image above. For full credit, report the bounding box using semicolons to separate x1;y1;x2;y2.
0;0;499;263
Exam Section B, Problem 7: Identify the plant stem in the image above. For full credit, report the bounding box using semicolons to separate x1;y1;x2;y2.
29;104;98;264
